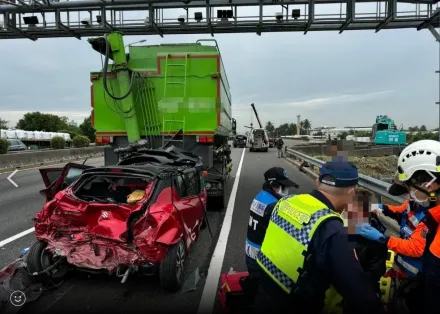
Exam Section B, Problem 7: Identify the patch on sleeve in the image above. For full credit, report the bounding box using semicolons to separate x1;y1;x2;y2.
250;199;267;217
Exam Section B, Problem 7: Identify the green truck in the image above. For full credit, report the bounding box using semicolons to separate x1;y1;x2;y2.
88;32;236;210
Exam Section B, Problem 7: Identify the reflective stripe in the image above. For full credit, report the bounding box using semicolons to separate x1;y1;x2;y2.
257;194;342;293
245;238;261;260
396;255;421;276
271;207;334;247
258;252;294;291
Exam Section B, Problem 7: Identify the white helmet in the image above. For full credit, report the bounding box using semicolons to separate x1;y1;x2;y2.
397;139;440;182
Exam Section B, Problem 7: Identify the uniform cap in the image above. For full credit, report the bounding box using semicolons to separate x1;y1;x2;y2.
319;161;359;188
264;167;299;188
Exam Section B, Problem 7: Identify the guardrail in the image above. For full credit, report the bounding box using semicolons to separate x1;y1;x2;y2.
0;146;106;171
285;147;405;204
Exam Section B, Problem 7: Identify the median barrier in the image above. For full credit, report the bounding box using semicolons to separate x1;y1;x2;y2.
0;146;106;171
284;147;405;205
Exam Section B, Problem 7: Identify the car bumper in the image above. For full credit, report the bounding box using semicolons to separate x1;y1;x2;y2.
37;235;167;273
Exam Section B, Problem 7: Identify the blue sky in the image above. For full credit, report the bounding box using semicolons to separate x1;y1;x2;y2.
0;4;439;134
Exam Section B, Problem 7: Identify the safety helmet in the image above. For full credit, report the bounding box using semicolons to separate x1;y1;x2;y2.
397;139;440;183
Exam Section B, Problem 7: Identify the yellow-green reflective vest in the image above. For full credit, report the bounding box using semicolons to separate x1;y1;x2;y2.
256;193;342;294
324;286;344;314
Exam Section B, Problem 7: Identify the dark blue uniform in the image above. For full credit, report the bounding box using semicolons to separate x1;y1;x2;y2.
253;189;386;314
245;183;281;279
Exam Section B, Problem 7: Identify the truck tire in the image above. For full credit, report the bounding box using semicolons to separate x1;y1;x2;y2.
159;239;186;292
207;178;228;211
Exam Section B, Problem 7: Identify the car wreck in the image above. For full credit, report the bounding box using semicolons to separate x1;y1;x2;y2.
27;146;209;292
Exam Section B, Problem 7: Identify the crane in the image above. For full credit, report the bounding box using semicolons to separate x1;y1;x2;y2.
250;103;263;129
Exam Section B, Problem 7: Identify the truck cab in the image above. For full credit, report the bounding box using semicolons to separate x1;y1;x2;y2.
249;128;269;152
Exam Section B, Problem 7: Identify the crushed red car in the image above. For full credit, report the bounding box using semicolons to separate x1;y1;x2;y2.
28;147;208;292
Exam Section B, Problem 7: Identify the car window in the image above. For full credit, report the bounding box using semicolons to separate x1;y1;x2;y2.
175;175;188;198
184;171;199;197
64;168;86;185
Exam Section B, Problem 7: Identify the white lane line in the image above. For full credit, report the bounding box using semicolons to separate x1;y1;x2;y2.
197;148;246;314
0;227;35;248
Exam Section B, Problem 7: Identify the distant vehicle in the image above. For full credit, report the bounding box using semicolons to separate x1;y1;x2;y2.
7;139;27;152
249;128;269;152
233;135;247;148
29;147;208;292
371;115;406;145
269;138;275;148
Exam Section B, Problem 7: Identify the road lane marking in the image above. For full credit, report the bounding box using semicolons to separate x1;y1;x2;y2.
197;148;246;314
0;227;35;248
7;169;19;188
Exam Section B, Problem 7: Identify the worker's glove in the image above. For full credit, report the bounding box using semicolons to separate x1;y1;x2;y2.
369;203;383;213
355;223;386;243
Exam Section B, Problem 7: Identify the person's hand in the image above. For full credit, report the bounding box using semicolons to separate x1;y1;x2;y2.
355;223;385;242
369;203;383;215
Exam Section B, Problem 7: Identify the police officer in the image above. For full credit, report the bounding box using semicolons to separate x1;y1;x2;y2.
252;161;387;314
245;167;299;281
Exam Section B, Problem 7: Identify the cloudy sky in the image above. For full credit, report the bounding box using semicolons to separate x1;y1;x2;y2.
0;3;439;134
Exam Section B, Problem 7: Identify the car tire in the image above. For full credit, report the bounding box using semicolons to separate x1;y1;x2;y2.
159;239;186;292
264;148;268;152
27;241;68;283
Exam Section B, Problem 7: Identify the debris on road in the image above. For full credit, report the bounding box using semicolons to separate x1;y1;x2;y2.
0;258;43;314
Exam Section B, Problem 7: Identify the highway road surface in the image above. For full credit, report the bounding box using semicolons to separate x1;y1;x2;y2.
0;148;317;314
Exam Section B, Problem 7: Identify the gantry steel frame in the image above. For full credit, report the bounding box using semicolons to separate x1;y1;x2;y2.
0;0;439;41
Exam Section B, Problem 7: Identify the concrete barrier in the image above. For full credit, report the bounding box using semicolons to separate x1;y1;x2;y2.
0;146;106;170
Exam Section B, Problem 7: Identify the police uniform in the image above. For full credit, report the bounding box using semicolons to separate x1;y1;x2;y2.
245;167;299;279
252;162;386;314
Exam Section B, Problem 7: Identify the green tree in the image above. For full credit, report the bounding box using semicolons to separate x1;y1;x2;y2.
339;131;348;140
265;121;275;138
302;119;311;135
420;125;427;132
73;135;90;148
0;118;8;129
16;112;69;132
51;136;66;149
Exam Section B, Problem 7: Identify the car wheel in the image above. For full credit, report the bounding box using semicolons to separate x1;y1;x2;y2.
159;239;186;292
27;241;68;283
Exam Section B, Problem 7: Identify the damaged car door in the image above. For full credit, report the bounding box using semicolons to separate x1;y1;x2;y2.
39;163;93;201
173;170;205;242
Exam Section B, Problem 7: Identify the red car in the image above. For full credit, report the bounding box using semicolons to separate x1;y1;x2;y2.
28;148;208;291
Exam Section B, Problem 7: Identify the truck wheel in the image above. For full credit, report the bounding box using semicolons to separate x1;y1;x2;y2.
159;239;186;292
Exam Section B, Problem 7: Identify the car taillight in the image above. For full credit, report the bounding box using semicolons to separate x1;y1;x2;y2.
197;136;214;144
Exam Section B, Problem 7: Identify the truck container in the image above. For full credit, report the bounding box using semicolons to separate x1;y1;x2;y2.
89;32;236;210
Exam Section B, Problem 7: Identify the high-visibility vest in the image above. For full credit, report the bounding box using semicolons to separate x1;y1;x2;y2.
256;193;342;294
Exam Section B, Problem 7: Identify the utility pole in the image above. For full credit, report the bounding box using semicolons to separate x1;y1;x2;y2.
297;115;301;135
428;14;440;141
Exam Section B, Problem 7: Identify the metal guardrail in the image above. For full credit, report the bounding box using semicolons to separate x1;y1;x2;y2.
285;148;406;204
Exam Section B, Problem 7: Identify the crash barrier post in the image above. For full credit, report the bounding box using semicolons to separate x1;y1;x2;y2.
284;148;406;204
0;146;107;171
